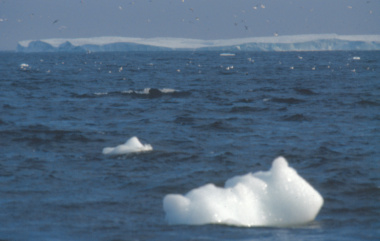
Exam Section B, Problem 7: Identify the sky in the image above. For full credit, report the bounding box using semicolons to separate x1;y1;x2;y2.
0;0;379;51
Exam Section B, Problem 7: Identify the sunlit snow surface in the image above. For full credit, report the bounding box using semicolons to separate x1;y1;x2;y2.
163;157;323;227
102;136;152;155
17;34;380;52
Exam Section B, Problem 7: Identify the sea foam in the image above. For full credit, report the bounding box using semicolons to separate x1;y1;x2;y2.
102;136;152;155
163;156;323;227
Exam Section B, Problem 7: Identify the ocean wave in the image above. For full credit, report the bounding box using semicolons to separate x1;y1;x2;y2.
281;114;312;122
356;100;380;107
122;88;176;97
0;124;101;148
90;88;190;98
195;120;234;131
294;88;317;95
230;106;268;113
271;97;306;104
174;116;195;125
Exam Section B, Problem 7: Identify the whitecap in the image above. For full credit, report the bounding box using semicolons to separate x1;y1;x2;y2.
102;136;153;155
121;90;134;94
94;92;108;96
123;88;178;95
160;88;177;93
140;88;152;94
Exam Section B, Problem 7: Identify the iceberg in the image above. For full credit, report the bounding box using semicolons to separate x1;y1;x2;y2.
102;136;153;155
17;34;380;52
163;156;324;227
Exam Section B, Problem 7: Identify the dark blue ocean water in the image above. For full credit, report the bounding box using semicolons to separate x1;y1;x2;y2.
0;51;379;241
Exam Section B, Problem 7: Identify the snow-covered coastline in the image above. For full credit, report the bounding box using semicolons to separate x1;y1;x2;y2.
17;34;380;52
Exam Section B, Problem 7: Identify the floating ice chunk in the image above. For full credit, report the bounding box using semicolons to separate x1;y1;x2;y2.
102;136;152;155
220;53;235;56
163;156;323;227
20;63;30;70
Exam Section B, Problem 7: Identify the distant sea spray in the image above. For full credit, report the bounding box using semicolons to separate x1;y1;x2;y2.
17;34;380;52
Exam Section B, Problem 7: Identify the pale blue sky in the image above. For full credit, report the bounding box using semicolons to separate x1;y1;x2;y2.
0;0;379;50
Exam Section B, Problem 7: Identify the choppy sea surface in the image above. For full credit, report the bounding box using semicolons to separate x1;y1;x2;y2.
0;51;379;241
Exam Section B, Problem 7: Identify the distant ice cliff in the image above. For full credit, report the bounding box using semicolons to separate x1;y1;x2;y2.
17;34;380;52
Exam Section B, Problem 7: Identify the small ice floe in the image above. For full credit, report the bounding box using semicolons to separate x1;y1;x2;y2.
102;136;153;155
352;56;360;60
163;156;323;227
220;53;235;57
20;63;30;70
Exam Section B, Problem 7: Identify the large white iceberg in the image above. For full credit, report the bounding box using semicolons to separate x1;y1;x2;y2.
102;136;152;155
17;34;380;52
163;156;323;227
